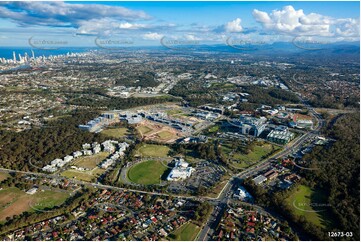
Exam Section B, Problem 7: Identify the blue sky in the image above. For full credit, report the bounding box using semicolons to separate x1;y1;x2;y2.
0;1;359;47
110;1;360;23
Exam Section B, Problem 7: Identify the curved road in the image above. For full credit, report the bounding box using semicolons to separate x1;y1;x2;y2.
0;95;324;241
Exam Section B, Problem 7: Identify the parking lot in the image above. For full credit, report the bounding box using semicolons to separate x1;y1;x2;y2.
167;160;226;195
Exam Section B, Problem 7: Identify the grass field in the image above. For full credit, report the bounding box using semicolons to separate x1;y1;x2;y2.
0;173;9;182
157;130;177;140
234;143;277;162
73;152;109;169
0;187;69;222
207;175;231;198
136;144;170;157
169;222;200;241
137;125;153;135
127;160;168;185
166;109;183;116
61;170;95;182
224;143;279;169
208;125;219;133
101;127;129;138
286;185;334;229
92;167;106;176
29;190;69;211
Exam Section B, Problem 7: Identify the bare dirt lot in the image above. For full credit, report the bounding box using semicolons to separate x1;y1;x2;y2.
136;120;184;143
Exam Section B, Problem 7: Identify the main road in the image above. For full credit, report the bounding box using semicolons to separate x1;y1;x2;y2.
0;97;324;241
197;100;325;241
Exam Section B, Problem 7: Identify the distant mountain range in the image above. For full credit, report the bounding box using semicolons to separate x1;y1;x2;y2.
0;42;359;59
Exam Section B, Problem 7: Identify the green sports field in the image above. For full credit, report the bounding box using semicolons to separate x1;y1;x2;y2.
286;185;335;229
127;160;168;185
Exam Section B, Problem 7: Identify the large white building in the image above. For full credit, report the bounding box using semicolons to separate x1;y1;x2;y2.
99;142;129;169
63;155;74;163
42;140;129;172
78;113;117;132
267;130;295;144
42;165;57;173
26;187;38;195
167;158;195;181
73;151;83;158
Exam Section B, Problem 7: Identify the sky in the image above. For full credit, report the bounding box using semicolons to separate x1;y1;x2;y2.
0;1;359;47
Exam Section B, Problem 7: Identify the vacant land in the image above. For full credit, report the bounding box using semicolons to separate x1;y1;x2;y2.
128;160;168;185
101;127;129;138
92;167;106;177
166;109;183;116
0;187;29;221
286;185;335;229
208;125;220;133
234;143;278;163
137;125;153;135
157;130;177;140
207;174;231;198
0;187;70;222
73;152;109;169
136;144;170;158
224;143;279;169
136;120;184;143
29;190;69;212
169;222;200;241
61;170;94;182
0;172;9;182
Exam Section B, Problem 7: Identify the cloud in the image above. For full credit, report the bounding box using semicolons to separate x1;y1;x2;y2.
76;19;149;35
0;1;150;28
143;32;163;40
253;6;306;33
334;18;360;37
224;18;243;33
214;18;243;33
252;5;360;38
0;2;194;37
252;9;272;24
182;34;201;41
118;22;147;29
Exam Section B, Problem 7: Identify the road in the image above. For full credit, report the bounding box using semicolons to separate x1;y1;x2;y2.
0;95;325;241
197;100;325;241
